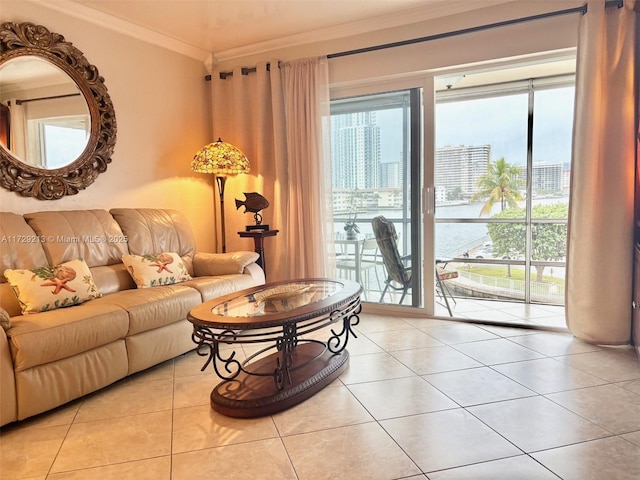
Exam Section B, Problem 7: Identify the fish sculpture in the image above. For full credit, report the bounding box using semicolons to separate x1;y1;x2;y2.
235;192;270;229
235;192;269;213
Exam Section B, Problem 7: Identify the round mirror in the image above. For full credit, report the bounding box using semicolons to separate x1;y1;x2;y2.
0;22;116;200
0;56;91;169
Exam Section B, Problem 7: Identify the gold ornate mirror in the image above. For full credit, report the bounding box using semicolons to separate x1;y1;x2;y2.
0;22;116;200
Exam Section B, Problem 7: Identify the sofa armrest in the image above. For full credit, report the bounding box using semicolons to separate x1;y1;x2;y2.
0;325;17;426
193;251;260;276
243;262;266;286
0;307;10;331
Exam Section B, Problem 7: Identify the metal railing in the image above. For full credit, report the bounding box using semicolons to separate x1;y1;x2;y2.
454;269;564;305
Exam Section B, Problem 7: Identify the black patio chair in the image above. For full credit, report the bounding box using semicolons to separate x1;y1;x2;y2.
372;215;412;304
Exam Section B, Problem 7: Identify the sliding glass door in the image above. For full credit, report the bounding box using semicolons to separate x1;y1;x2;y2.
330;89;422;307
328;61;574;320
434;76;574;308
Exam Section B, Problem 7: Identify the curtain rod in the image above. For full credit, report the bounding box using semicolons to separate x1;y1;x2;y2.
211;0;622;80
327;5;587;59
329;0;622;58
12;93;81;106
205;63;274;81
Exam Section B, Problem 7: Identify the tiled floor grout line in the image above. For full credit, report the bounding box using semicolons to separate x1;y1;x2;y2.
169;358;176;479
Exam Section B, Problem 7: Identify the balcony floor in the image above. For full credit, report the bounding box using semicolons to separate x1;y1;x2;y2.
435;297;567;331
359;283;567;331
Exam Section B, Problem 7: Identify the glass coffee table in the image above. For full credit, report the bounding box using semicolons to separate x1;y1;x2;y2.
188;278;362;417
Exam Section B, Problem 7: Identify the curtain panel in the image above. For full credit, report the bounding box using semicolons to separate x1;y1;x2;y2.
566;0;639;344
210;57;332;282
634;4;640;355
8;99;26;161
210;62;288;281
281;57;334;279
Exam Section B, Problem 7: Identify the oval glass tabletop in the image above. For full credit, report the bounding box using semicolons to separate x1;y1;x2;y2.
214;279;340;317
188;278;361;329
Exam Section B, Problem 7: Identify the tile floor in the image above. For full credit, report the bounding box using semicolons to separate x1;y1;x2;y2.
2;314;640;479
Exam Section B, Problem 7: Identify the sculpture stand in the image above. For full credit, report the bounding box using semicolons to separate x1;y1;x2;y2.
245;212;269;231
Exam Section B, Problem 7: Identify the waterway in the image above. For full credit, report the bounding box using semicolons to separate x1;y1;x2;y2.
334;196;569;259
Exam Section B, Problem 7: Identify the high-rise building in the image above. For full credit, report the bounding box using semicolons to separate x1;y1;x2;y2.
531;162;564;194
331;112;380;189
435;145;491;199
380;158;403;188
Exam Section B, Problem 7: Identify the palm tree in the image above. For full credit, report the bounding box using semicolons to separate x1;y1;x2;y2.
471;157;524;216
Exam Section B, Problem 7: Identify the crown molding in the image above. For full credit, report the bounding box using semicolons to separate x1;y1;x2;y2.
26;0;517;66
213;0;515;63
31;0;211;63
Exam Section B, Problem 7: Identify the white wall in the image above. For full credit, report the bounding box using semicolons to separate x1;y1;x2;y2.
214;1;581;88
0;1;217;251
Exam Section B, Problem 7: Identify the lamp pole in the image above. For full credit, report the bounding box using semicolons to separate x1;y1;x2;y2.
215;175;227;253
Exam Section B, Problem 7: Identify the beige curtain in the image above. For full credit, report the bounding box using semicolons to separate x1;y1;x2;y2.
281;57;334;279
211;62;288;281
211;57;332;281
9;99;27;161
566;0;639;344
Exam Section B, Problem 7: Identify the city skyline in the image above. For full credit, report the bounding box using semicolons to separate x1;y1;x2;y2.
332;106;567;208
331;85;573;212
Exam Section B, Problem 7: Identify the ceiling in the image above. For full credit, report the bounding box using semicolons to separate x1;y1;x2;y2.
58;0;517;61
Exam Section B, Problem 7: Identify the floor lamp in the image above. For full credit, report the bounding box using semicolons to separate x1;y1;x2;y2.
191;138;250;253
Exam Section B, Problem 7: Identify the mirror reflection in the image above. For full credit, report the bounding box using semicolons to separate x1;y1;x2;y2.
0;56;90;169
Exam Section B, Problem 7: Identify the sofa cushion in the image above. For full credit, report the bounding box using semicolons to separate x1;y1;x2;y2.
7;303;128;371
93;284;201;335
122;252;192;288
90;264;136;296
24;210;129;267
5;258;102;314
0;212;49;278
110;209;196;263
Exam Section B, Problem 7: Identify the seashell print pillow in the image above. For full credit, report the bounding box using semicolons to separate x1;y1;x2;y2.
4;258;102;314
122;252;192;288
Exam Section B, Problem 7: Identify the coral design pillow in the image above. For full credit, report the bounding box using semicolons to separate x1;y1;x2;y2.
4;258;102;314
122;252;192;288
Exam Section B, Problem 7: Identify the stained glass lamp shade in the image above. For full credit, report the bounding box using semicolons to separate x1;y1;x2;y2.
191;138;250;253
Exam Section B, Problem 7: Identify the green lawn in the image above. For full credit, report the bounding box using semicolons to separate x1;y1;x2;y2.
465;266;565;285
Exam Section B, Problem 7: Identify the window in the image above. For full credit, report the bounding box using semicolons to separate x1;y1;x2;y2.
434;74;574;306
330;89;422;306
27;115;89;168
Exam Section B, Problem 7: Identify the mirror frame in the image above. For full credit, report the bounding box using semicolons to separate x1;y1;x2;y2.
0;22;116;200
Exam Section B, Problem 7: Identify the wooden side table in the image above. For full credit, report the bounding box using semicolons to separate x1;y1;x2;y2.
238;229;279;278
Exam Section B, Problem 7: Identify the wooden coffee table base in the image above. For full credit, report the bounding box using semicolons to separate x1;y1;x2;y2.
210;343;349;418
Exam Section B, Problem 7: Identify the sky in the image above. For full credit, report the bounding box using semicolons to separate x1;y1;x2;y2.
375;85;575;168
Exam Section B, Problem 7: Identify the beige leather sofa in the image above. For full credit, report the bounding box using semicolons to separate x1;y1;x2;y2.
0;208;265;426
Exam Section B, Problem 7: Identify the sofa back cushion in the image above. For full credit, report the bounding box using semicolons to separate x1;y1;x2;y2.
24;210;129;267
0;213;49;274
110;209;196;275
0;213;51;316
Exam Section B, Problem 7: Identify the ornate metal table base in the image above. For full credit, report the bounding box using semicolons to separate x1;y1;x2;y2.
189;280;362;418
211;343;349;417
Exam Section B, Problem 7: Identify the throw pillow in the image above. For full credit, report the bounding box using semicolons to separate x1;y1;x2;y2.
122;252;192;288
4;258;102;314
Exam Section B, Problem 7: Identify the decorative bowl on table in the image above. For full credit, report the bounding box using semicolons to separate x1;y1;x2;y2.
253;284;318;312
